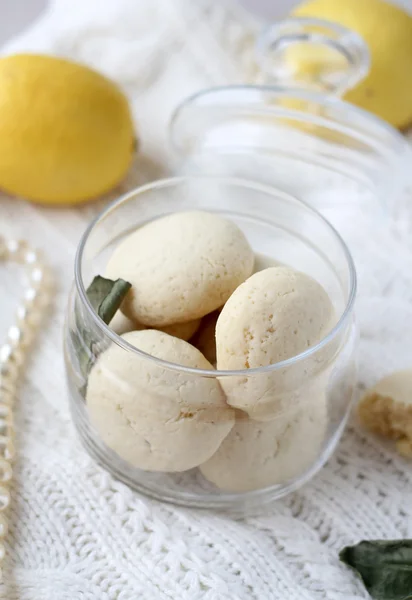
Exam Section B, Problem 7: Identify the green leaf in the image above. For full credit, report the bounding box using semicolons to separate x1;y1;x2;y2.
73;275;131;383
85;275;131;325
340;540;412;600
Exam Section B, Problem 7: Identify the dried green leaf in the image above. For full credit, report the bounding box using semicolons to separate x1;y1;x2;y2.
340;540;412;600
73;275;131;383
86;275;131;325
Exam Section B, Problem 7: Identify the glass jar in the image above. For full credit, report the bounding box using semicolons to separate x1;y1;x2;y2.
64;176;357;510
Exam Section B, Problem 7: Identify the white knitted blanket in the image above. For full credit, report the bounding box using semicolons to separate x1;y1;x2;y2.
1;1;412;599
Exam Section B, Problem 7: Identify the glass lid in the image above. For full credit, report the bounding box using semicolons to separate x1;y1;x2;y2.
169;18;412;218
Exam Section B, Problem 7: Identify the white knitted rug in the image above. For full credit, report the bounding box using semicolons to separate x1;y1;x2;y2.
1;1;412;598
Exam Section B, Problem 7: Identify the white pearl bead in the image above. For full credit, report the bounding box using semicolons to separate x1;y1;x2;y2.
0;514;8;537
23;267;50;291
0;238;6;260
7;326;32;352
16;305;42;328
0;542;5;561
0;406;11;420
7;327;20;346
5;441;14;462
30;267;46;287
0;344;22;371
0;420;12;439
0;391;14;406
15;305;28;322
0;362;18;383
5;240;19;255
0;345;12;364
3;344;24;371
24;287;40;305
0;438;14;462
24;250;41;265
0;487;10;510
0;374;14;391
0;460;12;484
24;287;49;309
6;239;28;262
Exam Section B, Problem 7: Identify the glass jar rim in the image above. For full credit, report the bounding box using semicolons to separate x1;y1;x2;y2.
75;175;357;377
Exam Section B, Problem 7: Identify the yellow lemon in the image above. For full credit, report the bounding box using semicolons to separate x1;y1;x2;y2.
0;54;135;204
293;0;412;129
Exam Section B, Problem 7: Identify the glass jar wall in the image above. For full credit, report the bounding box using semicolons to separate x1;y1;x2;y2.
64;176;357;510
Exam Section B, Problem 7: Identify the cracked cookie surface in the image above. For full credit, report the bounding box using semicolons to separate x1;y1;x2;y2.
105;210;254;327
86;330;235;472
200;394;327;491
216;267;335;420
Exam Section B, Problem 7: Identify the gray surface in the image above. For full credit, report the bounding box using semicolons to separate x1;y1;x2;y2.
0;0;48;45
1;0;412;47
240;0;298;18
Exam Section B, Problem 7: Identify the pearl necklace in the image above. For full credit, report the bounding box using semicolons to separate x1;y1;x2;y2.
0;238;51;578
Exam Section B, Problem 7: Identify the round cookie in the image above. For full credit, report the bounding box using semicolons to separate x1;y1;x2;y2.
216;266;335;420
358;369;412;459
160;319;201;342
86;330;235;472
110;311;143;335
190;310;220;366
110;311;201;342
105;211;254;326
253;252;279;273
187;254;279;366
200;394;327;492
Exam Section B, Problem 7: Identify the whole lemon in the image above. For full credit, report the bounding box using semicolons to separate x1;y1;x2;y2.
293;0;412;129
0;54;135;204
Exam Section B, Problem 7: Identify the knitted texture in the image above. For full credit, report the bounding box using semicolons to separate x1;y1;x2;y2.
1;1;412;598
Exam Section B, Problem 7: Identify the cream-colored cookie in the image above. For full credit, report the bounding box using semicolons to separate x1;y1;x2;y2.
253;252;279;273
216;267;335;420
110;311;143;335
110;311;201;342
87;330;235;472
200;394;327;492
190;310;220;366
188;254;279;366
159;319;201;342
105;211;254;327
358;369;412;458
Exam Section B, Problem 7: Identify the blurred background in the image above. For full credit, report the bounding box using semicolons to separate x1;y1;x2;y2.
2;0;412;46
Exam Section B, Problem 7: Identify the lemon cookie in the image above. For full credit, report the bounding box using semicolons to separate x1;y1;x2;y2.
160;319;201;342
190;310;220;366
110;311;201;342
200;395;327;492
358;369;412;458
105;211;254;326
216;267;335;420
87;330;235;472
253;252;279;273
